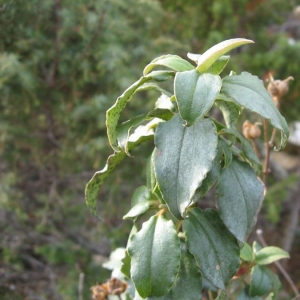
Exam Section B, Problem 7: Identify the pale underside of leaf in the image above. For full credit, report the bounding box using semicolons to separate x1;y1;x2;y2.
196;38;254;73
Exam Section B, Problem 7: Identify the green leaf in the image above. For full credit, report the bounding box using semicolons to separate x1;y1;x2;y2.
221;72;289;151
263;268;281;299
183;208;240;289
143;54;194;75
240;242;254;262
139;241;202;300
117;114;147;154
147;94;175;121
121;250;131;279
123;202;153;220
192;144;223;200
220;128;261;168
215;100;241;129
175;70;222;125
237;289;262;300
249;266;273;297
219;139;233;169
85;151;126;218
154;115;218;219
215;158;264;242
107;70;175;151
125;117;162;153
215;290;227;300
136;82;172;97
188;53;230;74
255;246;289;265
128;215;181;298
196;38;253;73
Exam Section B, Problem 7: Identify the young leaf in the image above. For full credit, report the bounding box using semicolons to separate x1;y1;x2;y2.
221;72;289;150
154;115;218;219
240;242;254;262
196;38;253;73
188;54;230;75
249;266;273;297
216;158;264;242
128;215;181;298
183;208;240;289
143;54;194;75
175;70;222;125
107;70;175;151
255;246;290;265
85;151;126;218
120;250;131;279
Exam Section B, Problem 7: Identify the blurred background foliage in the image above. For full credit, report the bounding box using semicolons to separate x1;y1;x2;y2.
0;0;299;299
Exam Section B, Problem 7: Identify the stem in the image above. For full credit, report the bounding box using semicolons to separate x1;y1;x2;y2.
263;119;270;184
250;139;259;158
256;229;300;296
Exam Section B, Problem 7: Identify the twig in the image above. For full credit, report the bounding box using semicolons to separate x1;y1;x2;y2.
263;119;270;184
78;272;85;300
256;229;300;296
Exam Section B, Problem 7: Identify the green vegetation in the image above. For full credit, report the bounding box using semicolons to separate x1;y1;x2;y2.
0;0;299;299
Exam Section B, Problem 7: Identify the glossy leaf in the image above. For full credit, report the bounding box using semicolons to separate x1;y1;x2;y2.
216;158;264;242
221;72;289;150
143;54;194;75
183;208;240;289
107;70;175;151
175;70;222;125
85;151;126;218
249;266;272;297
128;215;181;298
154;115;218;219
196;38;253;73
255;246;289;265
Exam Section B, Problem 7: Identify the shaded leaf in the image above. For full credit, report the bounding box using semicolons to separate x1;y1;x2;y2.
215;100;241;129
237;289;262;300
147;94;175;121
216;158;264;242
249;266;272;297
154;115;218;219
255;246;289;265
196;38;253;72
120;250;131;279
175;70;222;125
183;208;240;289
221;72;289;150
107;70;175;151
128;215;181;298
143;54;194;75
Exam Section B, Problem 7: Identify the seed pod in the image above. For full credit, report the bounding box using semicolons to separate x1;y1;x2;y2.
243;120;261;139
267;76;294;99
